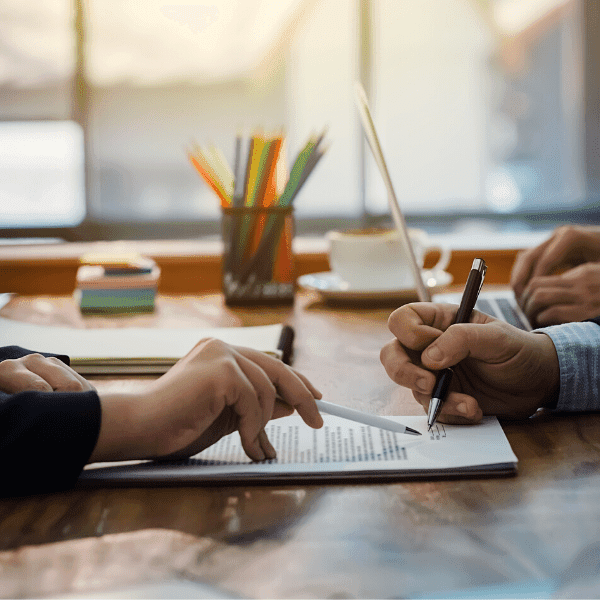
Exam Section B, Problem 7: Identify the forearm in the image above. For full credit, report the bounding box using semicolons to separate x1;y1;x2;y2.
537;322;600;412
88;391;147;463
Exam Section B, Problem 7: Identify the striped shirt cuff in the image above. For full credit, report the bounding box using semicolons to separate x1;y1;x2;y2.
536;322;600;412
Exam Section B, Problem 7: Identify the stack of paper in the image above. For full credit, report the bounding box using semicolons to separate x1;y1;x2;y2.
80;415;518;485
75;253;160;314
0;316;284;374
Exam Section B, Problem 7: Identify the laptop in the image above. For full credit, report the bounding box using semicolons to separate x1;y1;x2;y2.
353;82;532;331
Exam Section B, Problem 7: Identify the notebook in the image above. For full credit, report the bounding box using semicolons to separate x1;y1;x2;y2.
354;83;531;330
79;414;517;486
0;316;289;374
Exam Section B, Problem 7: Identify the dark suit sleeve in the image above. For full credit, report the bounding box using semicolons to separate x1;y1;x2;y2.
588;316;600;327
0;346;101;496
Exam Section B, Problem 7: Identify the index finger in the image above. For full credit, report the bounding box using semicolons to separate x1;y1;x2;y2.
386;303;455;350
233;346;323;429
511;245;545;298
233;353;278;426
386;302;492;350
530;232;579;280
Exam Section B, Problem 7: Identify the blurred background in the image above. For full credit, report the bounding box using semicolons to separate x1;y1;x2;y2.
0;0;597;241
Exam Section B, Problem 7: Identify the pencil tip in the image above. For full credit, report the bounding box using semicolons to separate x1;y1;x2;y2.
406;427;422;436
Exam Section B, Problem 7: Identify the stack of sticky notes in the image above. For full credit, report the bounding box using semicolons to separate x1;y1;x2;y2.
75;252;160;314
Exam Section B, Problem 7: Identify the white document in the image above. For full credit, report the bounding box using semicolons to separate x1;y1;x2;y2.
0;294;13;310
81;415;518;485
0;316;283;374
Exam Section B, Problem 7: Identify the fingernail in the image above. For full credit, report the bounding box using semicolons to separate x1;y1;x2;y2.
416;377;429;392
264;442;277;460
456;402;468;414
426;346;443;361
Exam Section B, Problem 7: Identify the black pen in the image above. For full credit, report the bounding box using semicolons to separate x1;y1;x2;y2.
427;258;487;431
277;325;295;365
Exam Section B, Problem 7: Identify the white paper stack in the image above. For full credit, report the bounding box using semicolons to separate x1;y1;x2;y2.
0;317;284;374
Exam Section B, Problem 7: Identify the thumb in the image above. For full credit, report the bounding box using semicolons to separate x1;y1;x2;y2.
421;322;500;370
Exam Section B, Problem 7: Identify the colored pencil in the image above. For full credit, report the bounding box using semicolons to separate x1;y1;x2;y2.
188;152;231;207
189;128;328;289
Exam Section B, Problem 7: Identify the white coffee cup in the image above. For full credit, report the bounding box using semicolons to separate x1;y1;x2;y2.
326;227;450;290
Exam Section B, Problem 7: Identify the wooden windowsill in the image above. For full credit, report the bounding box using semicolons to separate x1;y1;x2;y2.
0;237;521;295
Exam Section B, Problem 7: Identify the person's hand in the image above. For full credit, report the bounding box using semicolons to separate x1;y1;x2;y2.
380;303;560;425
518;263;600;326
0;353;96;394
90;338;324;464
511;225;600;301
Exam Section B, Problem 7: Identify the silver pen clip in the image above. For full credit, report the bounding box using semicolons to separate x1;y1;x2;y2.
471;258;487;296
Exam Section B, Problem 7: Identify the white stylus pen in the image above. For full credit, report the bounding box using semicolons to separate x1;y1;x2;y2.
316;400;421;436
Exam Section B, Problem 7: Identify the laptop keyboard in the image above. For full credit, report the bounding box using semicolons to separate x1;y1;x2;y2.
475;297;530;330
434;291;531;331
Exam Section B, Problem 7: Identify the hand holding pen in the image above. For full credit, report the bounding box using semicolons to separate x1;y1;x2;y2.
381;260;560;425
276;328;420;437
426;259;487;430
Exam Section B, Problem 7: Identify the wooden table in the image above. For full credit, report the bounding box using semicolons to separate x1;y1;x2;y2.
1;292;600;599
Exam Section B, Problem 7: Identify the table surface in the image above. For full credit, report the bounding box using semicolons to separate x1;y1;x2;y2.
1;292;600;599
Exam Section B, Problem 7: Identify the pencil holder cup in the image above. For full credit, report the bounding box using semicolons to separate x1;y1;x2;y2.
221;206;295;306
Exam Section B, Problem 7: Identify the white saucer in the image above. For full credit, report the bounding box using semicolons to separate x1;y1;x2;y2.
297;270;453;302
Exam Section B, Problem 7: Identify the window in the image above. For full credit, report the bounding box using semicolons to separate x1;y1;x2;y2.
0;0;594;240
0;1;83;232
0;121;86;227
367;0;587;230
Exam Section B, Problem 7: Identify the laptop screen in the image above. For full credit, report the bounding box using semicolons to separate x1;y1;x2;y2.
354;83;430;301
